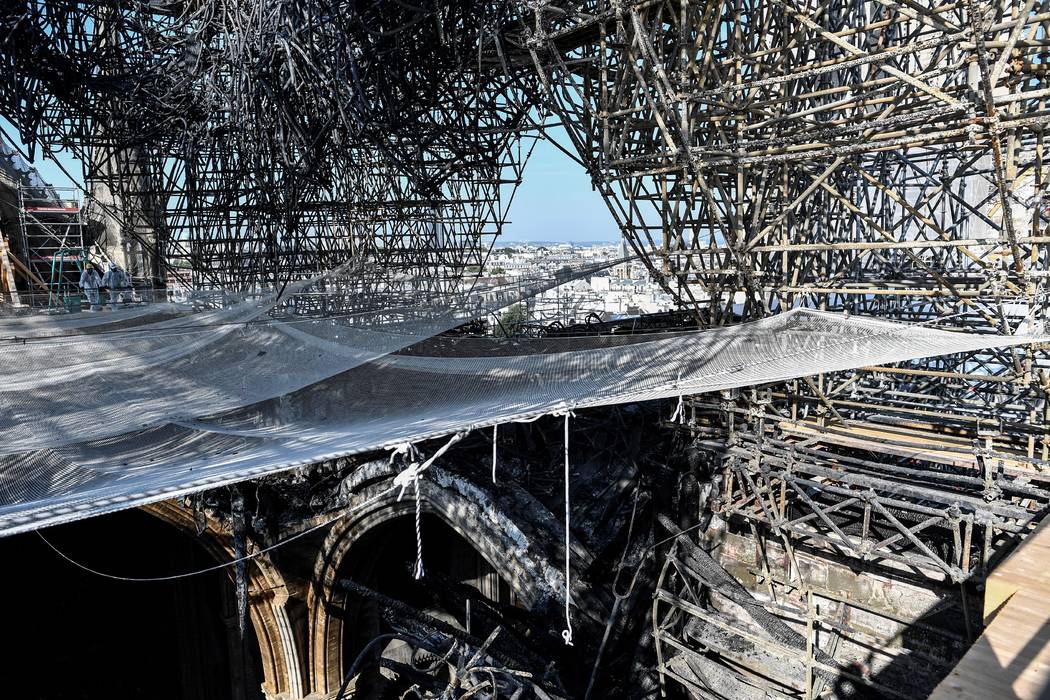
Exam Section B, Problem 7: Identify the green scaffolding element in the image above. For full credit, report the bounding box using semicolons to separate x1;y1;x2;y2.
48;248;84;312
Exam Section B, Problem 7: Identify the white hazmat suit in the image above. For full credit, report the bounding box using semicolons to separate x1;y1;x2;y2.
79;267;102;311
102;263;131;310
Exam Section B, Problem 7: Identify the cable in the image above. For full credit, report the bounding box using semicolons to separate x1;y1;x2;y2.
35;485;397;582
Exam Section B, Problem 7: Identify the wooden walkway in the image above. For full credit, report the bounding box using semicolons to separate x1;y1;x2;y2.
930;518;1050;700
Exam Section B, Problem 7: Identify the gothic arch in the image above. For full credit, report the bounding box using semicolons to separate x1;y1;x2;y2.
305;467;550;695
143;502;308;700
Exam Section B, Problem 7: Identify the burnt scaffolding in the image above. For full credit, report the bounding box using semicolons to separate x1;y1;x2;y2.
519;0;1050;696
520;0;1050;442
3;0;1050;697
517;0;1050;510
1;0;538;290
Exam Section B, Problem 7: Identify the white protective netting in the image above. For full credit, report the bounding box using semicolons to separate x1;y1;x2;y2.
0;256;616;454
0;268;1044;535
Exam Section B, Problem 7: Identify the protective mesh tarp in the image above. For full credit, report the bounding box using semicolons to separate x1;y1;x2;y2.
0;256;617;454
0;305;1041;536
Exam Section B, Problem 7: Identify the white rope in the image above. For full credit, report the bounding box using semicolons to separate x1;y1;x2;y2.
669;372;685;424
669;394;684;424
391;432;465;493
390;432;467;580
392;461;421;500
391;443;425;579
389;441;419;466
556;408;576;646
412;474;425;579
492;423;498;484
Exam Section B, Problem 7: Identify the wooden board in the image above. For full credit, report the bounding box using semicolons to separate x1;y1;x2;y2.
0;233;21;306
929;517;1050;700
778;417;1039;474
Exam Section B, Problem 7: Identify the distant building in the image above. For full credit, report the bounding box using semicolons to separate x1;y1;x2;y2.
613;237;631;279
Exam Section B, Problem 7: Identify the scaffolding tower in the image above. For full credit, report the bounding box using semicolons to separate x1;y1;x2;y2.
17;185;86;310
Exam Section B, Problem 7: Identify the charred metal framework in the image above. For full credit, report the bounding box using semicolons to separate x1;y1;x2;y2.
521;0;1050;481
3;0;1050;698
519;3;1050;694
1;0;537;290
521;0;1050;472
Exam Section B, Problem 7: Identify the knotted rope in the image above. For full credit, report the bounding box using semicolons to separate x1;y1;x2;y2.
554;407;576;646
390;432;466;580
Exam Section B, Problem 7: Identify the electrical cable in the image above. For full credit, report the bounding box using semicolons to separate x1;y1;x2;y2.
35;485;397;582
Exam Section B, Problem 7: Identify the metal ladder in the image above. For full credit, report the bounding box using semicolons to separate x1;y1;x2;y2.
17;185;87;310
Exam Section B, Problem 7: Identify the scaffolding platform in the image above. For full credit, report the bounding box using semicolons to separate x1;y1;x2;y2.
929;517;1050;700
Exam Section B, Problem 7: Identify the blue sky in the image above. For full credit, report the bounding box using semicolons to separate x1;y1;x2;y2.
502;131;620;243
0;118;83;190
2;120;619;243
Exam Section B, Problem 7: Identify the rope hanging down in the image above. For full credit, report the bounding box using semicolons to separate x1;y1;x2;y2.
390;432;467;580
669;372;685;424
492;424;498;484
556;408;576;646
411;474;424;579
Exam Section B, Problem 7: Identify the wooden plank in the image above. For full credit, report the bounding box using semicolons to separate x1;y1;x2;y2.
0;233;22;306
778;418;1043;474
930;517;1050;699
779;419;979;468
5;246;50;293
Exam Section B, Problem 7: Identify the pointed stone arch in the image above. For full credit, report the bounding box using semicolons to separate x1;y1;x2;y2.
304;466;556;696
143;502;308;700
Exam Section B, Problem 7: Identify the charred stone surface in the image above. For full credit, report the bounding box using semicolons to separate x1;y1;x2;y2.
156;403;690;699
149;393;1049;700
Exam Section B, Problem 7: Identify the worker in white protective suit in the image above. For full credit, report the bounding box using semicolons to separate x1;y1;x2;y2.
102;261;132;310
79;265;102;311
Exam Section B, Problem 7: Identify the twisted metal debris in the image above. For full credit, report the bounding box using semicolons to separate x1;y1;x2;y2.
2;0;537;288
